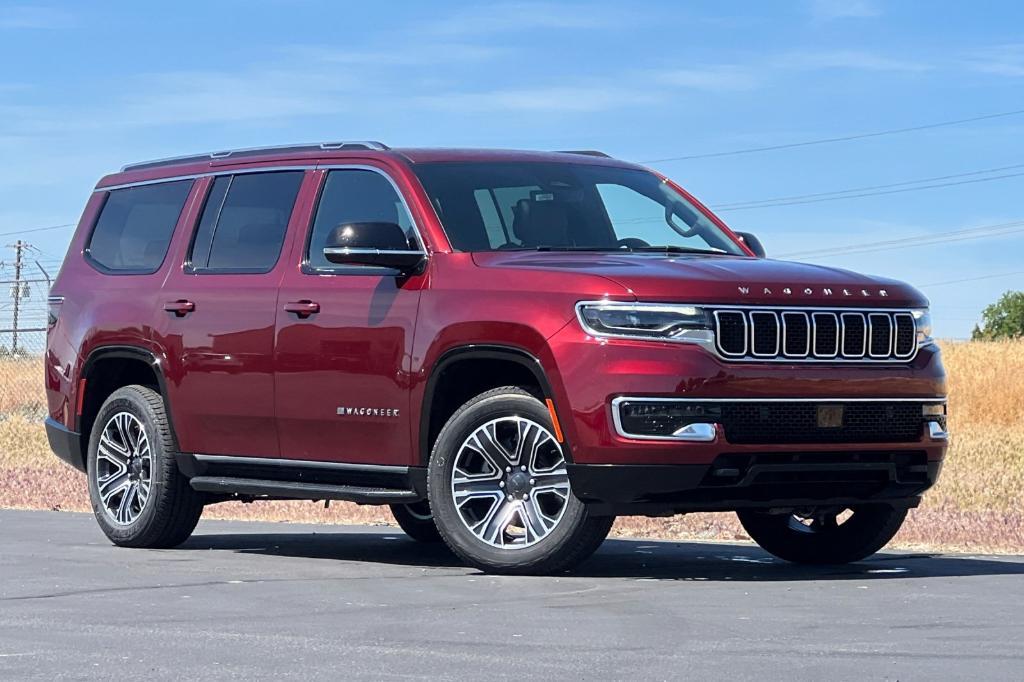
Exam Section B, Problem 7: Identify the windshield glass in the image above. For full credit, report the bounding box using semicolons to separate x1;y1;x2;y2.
412;161;746;255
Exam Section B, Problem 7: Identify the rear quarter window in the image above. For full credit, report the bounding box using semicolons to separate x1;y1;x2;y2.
86;180;193;274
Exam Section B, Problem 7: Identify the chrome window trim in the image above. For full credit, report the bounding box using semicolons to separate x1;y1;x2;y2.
749;311;780;357
712;309;748;357
868;312;893;358
811;311;840;358
98;163;431;272
840;312;867;358
781;311;810;358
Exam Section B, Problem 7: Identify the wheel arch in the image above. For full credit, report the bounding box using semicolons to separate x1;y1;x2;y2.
417;344;565;466
77;345;178;467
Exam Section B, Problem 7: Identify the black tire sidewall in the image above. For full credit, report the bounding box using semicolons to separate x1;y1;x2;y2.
428;390;590;572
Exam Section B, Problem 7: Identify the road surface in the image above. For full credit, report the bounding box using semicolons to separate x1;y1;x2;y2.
2;509;1022;680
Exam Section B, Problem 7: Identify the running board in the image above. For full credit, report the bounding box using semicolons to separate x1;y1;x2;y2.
189;476;420;504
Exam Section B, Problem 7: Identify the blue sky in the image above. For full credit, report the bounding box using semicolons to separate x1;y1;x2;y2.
1;0;1023;338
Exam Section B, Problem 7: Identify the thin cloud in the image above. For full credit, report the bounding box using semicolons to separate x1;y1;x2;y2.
807;0;880;21
776;50;932;73
0;5;73;29
963;44;1024;77
424;1;628;35
415;86;660;113
654;65;759;92
286;43;508;66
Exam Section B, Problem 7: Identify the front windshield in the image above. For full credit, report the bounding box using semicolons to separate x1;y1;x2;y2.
413;161;746;255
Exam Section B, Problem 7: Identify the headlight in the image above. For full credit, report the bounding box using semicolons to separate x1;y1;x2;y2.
912;308;934;347
576;302;712;341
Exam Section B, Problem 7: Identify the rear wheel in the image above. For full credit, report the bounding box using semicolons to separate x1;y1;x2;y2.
86;385;204;548
428;387;613;575
390;501;442;543
737;505;908;564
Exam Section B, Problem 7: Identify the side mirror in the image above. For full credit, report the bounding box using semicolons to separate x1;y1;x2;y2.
323;222;426;273
735;231;766;258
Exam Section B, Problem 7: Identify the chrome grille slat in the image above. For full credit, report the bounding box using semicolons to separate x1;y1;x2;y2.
710;307;917;363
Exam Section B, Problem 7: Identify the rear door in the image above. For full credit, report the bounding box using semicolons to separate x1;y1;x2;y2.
274;165;426;465
158;170;309;457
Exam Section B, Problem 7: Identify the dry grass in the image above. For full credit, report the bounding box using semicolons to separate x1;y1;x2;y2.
2;340;1023;553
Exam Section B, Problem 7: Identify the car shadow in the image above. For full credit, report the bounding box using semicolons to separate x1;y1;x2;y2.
179;529;1024;582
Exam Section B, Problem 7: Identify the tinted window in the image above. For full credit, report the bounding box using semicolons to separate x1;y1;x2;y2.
87;180;192;273
190;171;303;272
413;162;745;255
306;169;418;270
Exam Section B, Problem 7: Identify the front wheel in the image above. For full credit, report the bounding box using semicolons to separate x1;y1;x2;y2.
428;387;613;575
737;505;908;565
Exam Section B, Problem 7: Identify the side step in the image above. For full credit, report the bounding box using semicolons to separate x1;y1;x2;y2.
189;476;420;505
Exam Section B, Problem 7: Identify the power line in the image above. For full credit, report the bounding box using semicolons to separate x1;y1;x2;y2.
918;270;1024;288
779;220;1024;259
714;170;1024;212
638;108;1024;163
713;163;1024;210
0;223;75;238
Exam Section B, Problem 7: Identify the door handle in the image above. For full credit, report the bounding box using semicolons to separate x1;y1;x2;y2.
163;299;195;317
284;300;320;318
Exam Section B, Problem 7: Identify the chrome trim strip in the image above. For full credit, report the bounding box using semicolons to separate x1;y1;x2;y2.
96;165;316;192
192;453;409;474
811;311;840;358
614;396;947;403
749;310;780;357
781;311;810;358
324;248;426;256
670;423;718;442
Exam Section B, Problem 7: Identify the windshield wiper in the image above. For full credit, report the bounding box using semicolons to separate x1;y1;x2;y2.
531;245;631;252
631;245;730;256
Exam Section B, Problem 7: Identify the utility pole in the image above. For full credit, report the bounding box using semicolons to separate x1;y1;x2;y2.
11;240;23;354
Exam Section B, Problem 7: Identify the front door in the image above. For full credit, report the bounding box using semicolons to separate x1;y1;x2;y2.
158;170;308;457
274;166;426;465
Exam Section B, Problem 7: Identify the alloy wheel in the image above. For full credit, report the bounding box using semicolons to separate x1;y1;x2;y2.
450;416;570;549
94;412;152;526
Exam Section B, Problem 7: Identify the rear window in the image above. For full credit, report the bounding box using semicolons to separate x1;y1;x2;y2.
189;171;304;273
86;180;192;273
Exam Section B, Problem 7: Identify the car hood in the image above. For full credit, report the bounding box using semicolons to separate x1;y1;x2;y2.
471;252;928;308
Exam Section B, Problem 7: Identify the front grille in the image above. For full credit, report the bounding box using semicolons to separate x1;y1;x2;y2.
721;401;923;444
712;307;917;362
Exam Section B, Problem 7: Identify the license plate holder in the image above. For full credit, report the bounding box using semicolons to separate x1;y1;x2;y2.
817;404;844;428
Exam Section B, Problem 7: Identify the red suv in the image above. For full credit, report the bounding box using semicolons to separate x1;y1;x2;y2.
44;142;947;574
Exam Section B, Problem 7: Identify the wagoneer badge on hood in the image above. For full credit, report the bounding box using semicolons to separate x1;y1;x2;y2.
738;286;889;298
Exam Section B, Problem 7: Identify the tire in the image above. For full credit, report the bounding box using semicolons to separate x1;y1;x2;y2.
737;504;908;565
390;501;443;543
428;387;614;575
86;385;204;548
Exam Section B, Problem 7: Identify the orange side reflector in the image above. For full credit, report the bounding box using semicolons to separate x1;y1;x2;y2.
76;378;87;416
545;399;564;443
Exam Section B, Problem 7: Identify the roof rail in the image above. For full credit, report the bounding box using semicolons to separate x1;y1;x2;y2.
121;141;391;172
556;150;611;158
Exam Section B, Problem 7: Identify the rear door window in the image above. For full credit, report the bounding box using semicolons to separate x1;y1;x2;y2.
87;180;192;273
189;171;304;273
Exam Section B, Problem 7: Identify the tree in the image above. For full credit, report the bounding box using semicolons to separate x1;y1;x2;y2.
972;290;1024;340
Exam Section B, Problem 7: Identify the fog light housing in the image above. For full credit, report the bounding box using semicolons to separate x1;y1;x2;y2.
612;399;720;441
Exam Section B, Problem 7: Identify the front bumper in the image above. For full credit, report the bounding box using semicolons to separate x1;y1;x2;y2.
569;454;943;515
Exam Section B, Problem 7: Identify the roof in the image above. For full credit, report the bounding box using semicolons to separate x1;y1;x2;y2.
97;144;645;189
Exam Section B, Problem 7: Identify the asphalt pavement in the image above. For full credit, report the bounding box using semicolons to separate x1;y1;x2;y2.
2;509;1022;680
